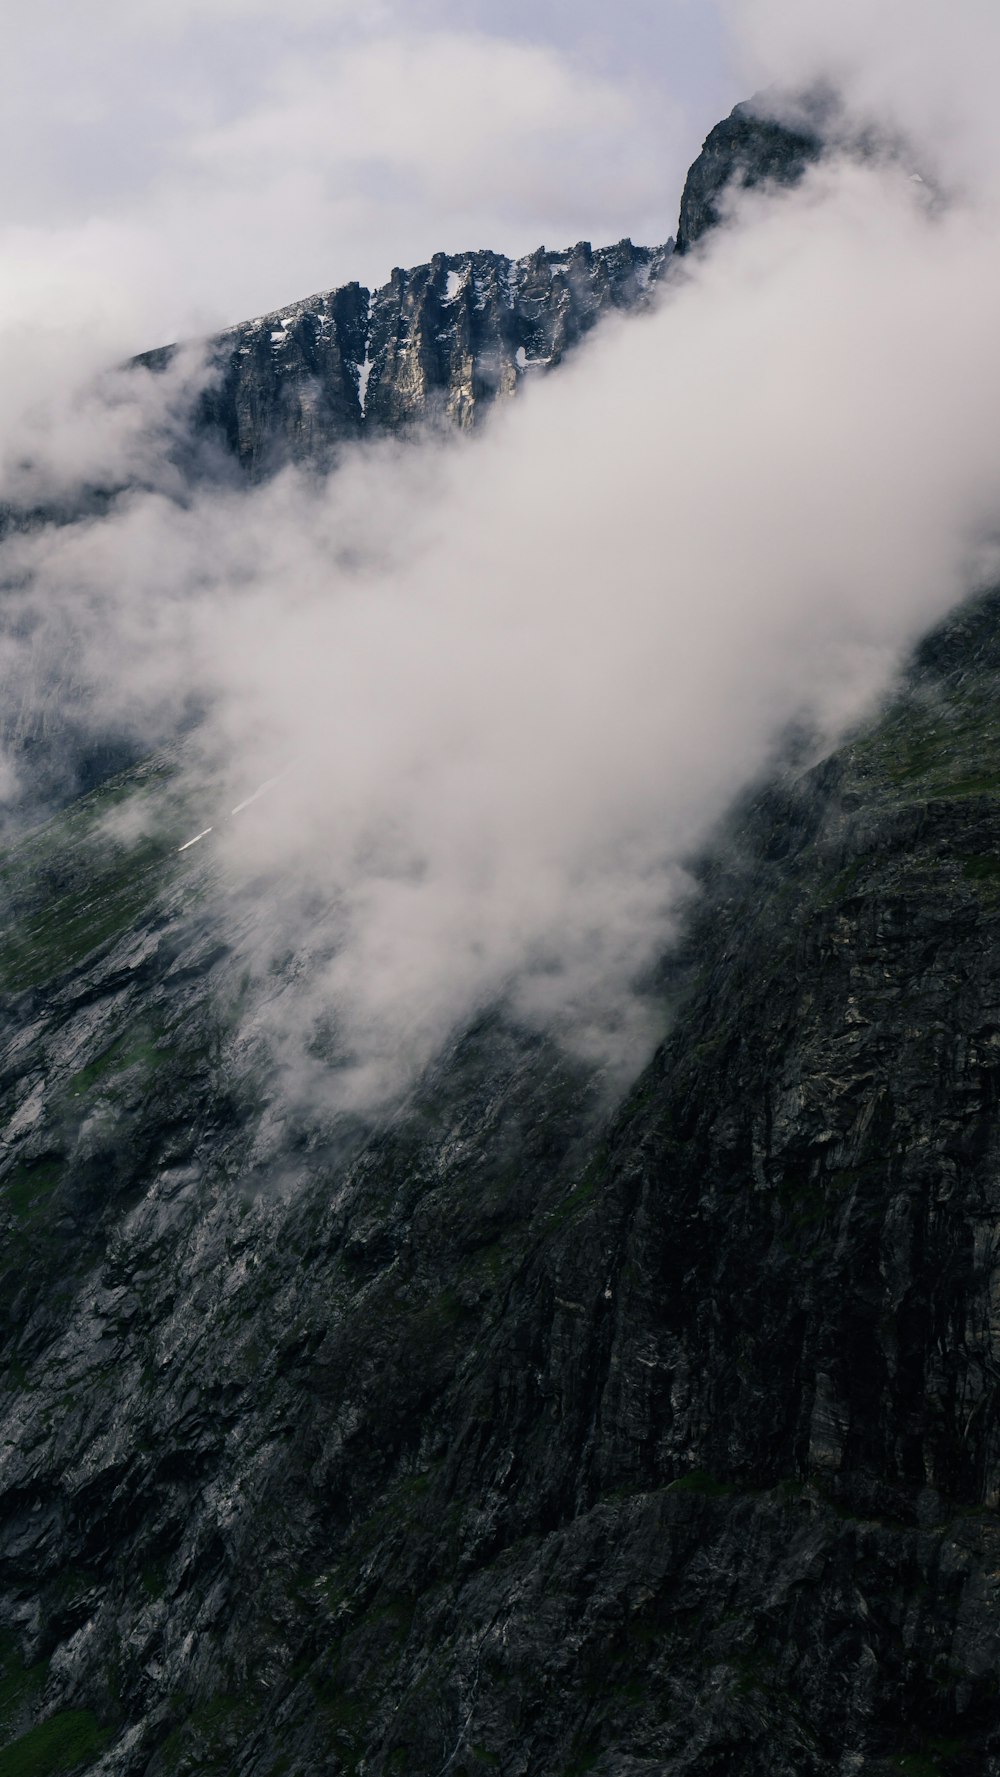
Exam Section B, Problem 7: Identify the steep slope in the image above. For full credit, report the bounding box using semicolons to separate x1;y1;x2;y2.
7;96;1000;1777
3;583;1000;1777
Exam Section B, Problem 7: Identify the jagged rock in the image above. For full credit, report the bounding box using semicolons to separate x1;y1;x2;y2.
134;238;672;480
676;98;823;255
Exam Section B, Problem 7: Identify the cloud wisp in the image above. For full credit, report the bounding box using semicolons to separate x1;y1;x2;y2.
6;89;1000;1109
728;0;1000;198
0;8;683;369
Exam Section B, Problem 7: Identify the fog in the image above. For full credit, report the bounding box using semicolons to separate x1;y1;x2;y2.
0;8;688;375
729;0;1000;195
4;4;1000;1109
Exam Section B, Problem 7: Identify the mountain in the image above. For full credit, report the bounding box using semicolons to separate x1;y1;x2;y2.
1;238;671;811
2;100;1000;1777
675;97;822;255
138;239;672;480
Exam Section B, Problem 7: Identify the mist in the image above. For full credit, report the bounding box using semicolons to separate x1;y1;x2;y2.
729;0;1000;196
6;5;1000;1110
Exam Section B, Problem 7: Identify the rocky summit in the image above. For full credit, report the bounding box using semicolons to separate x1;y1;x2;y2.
2;100;1000;1777
139;238;671;480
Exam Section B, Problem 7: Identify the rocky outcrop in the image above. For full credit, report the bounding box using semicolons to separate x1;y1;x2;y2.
676;98;822;255
136;239;672;480
0;237;670;813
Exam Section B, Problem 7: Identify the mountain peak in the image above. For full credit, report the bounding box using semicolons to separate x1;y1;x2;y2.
676;95;824;256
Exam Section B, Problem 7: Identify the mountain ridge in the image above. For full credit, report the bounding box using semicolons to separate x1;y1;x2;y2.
127;92;822;482
135;238;673;480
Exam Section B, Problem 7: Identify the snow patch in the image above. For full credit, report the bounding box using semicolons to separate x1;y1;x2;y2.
358;290;376;417
445;270;464;302
178;827;213;853
358;357;373;412
515;346;527;370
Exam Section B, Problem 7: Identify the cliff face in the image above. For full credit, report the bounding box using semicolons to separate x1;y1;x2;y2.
139;239;671;479
3;100;1000;1777
675;98;822;256
5;579;1000;1777
2;237;669;812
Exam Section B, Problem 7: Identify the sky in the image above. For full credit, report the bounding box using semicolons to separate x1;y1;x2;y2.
4;1;735;355
7;3;999;357
6;1;1000;1113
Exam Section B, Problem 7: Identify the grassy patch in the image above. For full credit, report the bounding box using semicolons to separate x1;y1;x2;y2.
68;1029;172;1100
962;854;1000;882
851;684;1000;807
0;1709;106;1777
667;1469;732;1497
309;1687;365;1774
929;773;1000;800
563;1746;601;1777
0;761;192;993
0;836;173;991
0;1641;46;1745
547;1150;606;1229
157;1694;257;1776
407;1288;465;1345
2;1162;62;1223
813;857;874;910
140;1559;168;1601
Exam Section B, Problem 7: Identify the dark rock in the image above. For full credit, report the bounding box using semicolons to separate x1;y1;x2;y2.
184;238;672;476
4;582;1000;1775
676;97;823;256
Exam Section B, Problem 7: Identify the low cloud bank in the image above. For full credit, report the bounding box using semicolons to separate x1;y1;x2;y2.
729;0;1000;198
6;38;1000;1107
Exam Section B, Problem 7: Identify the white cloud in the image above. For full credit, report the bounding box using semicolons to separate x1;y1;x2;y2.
8;0;1000;1112
727;0;1000;193
0;11;681;373
7;143;1000;1108
187;33;649;225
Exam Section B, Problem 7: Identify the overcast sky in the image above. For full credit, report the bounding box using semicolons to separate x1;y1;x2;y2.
4;1;738;354
8;3;996;359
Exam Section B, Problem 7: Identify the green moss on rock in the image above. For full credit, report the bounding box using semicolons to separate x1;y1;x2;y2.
0;1710;106;1777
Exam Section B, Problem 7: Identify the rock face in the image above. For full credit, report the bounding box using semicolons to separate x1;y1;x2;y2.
6;576;1000;1776
1;237;670;813
675;98;822;255
7;96;1000;1777
138;239;672;480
